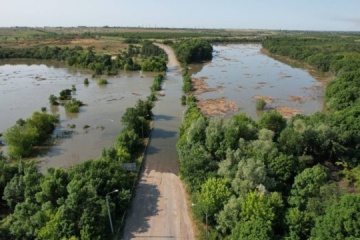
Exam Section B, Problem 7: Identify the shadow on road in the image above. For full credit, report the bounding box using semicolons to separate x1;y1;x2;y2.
154;114;175;121
150;128;178;139
123;182;160;239
145;145;161;155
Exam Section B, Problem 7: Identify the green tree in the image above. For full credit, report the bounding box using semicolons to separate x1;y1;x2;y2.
64;98;83;113
231;158;272;195
285;208;313;240
231;218;273;240
216;196;241;234
288;165;329;210
186;116;208;145
194;178;231;224
218;148;244;181
114;129;142;157
0;153;18;203
267;153;299;194
240;191;283;228
121;107;143;136
205;117;225;159
4;125;38;159
178;142;217;193
3;161;41;209
26;111;59;142
258;111;287;139
7;199;44;239
49;94;59;105
256;98;267;110
311;194;360;240
35;168;69;208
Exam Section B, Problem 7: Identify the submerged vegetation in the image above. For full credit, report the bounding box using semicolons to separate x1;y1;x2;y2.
0;35;167;76
3;111;59;159
64;98;83;113
97;78;108;85
1;27;360;239
0;68;162;238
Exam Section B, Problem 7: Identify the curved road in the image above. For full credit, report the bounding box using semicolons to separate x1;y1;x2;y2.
121;45;195;239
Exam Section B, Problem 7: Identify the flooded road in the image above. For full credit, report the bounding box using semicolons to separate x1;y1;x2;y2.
0;60;155;170
122;45;194;239
190;44;327;119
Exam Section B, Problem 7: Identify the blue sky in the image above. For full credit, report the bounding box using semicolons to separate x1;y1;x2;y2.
2;0;360;31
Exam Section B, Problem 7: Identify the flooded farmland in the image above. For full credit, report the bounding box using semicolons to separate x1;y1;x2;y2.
189;44;329;119
0;44;330;170
0;59;155;171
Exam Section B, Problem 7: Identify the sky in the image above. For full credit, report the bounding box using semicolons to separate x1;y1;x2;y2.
1;0;360;31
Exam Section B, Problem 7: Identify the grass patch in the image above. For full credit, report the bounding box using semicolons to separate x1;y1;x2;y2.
97;78;108;85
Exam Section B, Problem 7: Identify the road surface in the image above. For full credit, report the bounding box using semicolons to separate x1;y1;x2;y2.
121;44;195;239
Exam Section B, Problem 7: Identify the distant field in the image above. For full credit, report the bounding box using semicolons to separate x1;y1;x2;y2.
0;27;275;55
1;27;357;56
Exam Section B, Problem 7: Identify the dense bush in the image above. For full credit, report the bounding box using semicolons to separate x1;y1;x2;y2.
64;98;83;113
173;39;213;64
4;112;59;159
97;78;108;85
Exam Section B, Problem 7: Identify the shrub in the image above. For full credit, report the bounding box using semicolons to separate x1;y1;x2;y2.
97;78;108;85
64;98;83;113
181;95;187;105
59;89;72;100
49;94;59;105
256;99;267;110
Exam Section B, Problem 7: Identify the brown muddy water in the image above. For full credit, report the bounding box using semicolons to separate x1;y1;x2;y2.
0;59;155;171
189;44;328;119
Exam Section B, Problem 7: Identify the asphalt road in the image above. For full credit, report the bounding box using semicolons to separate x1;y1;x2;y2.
121;45;195;240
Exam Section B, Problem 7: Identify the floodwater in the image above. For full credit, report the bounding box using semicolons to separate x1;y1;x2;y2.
189;44;328;119
0;59;155;171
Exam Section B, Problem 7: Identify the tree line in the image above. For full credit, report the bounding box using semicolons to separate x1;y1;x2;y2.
0;41;167;75
177;34;360;239
263;36;360;112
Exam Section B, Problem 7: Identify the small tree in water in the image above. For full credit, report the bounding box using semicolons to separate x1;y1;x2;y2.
256;99;266;111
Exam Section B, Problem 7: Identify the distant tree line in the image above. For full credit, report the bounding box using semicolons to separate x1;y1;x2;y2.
0;41;166;75
263;36;360;111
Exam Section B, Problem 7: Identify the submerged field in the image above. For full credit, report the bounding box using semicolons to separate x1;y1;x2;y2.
0;60;155;170
189;44;330;119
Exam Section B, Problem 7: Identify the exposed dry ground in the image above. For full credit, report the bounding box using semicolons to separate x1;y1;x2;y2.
197;97;239;116
191;77;239;116
253;95;274;104
275;106;303;118
154;43;179;67
191;77;218;95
